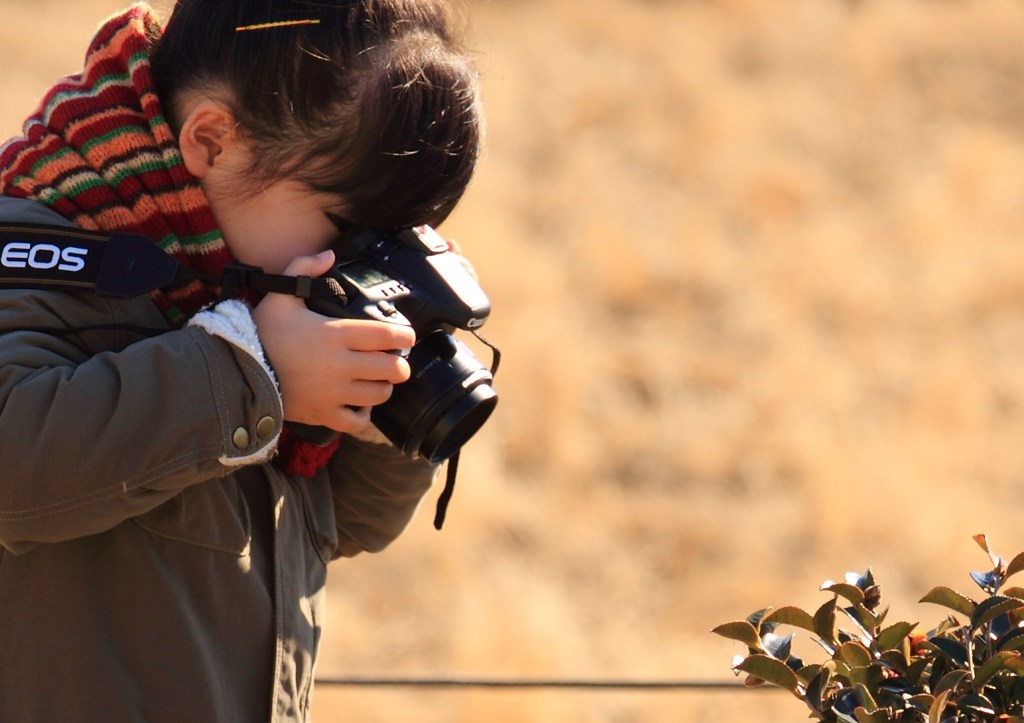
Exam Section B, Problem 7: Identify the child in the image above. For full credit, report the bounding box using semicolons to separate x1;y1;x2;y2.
0;1;482;721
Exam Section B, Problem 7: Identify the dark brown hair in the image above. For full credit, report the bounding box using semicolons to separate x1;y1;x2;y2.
151;0;482;229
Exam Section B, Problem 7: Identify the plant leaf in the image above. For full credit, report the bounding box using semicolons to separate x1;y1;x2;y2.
848;569;876;588
974;533;999;566
879;649;909;675
813;636;837;657
972;570;1004;595
1002;655;1024;675
848;664;887;694
742;675;765;688
973;650;1021;692
746;608;775;635
762;632;794;662
972;596;1024;632
906;656;932;686
991;610;1015;640
934;669;970;696
834;690;861;721
907;693;934;713
854;681;878;710
839;641;873;668
1005;552;1024;582
1003;587;1024;601
876;621;917;652
822;581;866;606
764;606;817;633
842;603;878;638
997;626;1024;652
854;706;889;723
870;601;888;625
712;620;762;649
862;585;883;612
956;691;996;715
920;586;977;618
929;689;951;723
926;637;970;668
733;654;800;693
838;610;876;649
795;663;823;686
814;598;837;647
804;665;832;712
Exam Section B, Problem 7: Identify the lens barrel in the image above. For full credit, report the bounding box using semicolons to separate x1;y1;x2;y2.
372;330;498;463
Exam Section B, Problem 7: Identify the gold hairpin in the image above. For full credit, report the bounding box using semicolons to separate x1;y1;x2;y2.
236;19;321;32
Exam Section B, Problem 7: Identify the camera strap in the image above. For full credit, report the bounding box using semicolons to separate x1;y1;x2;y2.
0;222;345;301
433;331;501;530
0;222;489;532
0;222;189;297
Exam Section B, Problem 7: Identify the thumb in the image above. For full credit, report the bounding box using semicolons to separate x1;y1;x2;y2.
281;249;336;279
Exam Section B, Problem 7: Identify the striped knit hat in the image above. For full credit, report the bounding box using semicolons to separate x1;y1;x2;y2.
0;4;342;475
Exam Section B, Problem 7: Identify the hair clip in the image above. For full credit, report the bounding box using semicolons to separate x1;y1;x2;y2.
236;19;321;32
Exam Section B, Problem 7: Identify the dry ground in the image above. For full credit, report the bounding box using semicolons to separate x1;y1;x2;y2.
5;0;1024;720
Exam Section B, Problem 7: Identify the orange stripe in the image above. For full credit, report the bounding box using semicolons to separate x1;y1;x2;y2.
64;107;144;144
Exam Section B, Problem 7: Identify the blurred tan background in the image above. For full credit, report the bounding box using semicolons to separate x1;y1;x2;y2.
6;0;1024;720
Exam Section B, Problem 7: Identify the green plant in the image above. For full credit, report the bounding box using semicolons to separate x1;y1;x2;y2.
713;535;1024;722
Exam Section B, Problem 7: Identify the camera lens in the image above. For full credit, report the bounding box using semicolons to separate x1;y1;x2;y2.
372;330;498;463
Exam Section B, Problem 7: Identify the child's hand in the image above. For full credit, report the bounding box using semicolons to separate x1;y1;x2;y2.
252;250;415;433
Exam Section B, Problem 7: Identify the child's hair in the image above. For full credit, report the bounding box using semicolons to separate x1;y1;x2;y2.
150;0;482;230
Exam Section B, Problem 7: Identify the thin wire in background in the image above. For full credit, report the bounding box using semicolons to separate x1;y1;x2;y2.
315;676;773;692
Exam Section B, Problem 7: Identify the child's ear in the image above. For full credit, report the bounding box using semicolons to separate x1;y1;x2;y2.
177;99;239;179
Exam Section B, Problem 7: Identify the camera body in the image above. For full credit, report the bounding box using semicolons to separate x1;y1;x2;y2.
301;225;497;463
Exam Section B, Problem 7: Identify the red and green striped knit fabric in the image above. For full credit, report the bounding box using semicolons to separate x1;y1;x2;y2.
0;4;342;476
0;4;229;325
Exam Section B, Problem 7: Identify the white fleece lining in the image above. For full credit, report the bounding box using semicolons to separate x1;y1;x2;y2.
188;299;282;466
219;443;279;468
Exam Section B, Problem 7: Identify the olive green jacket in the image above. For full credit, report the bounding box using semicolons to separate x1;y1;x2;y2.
0;198;437;722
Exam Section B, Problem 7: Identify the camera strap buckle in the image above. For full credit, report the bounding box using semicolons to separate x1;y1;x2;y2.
220;261;346;303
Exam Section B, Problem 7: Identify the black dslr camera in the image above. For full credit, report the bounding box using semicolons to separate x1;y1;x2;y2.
295;225;498;464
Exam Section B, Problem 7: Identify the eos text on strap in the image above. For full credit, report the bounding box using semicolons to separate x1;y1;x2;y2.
0;223;185;297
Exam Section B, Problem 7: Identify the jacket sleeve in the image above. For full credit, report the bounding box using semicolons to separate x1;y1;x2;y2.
327;434;438;558
0;288;283;551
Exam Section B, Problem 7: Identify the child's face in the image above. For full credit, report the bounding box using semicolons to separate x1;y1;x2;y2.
211;177;348;274
174;94;348;273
